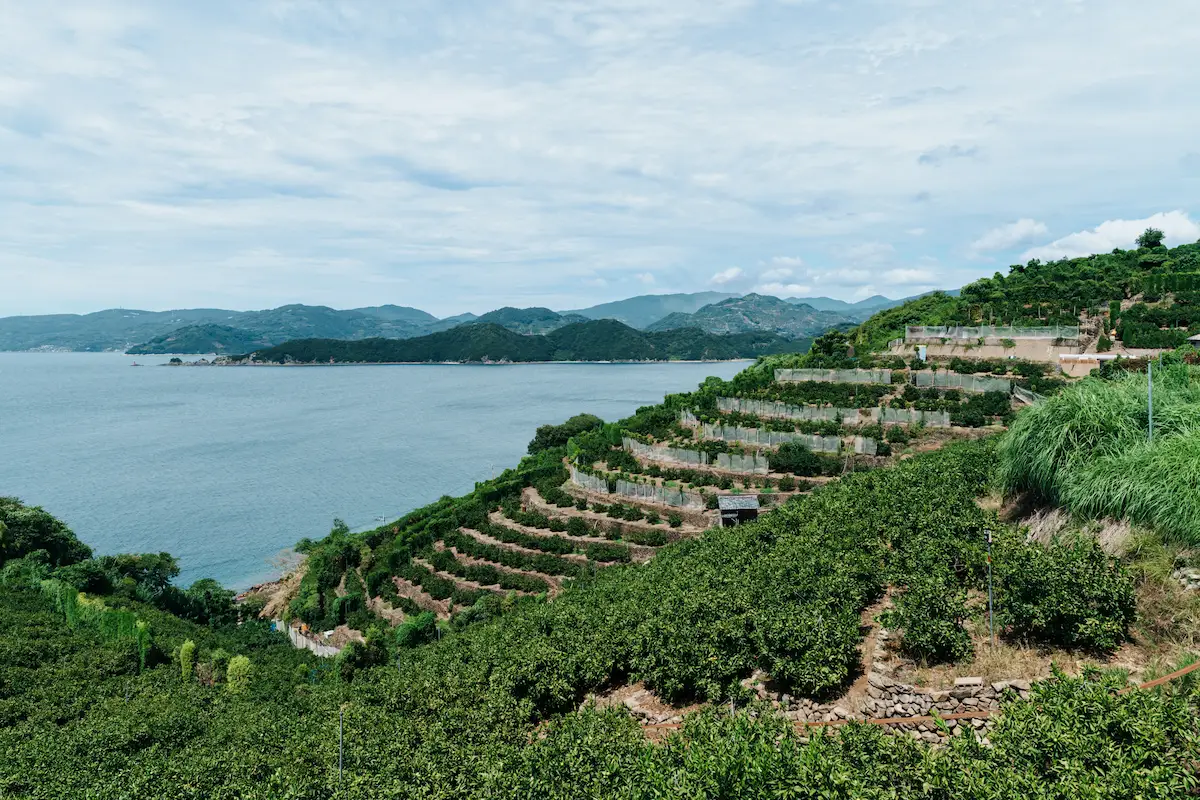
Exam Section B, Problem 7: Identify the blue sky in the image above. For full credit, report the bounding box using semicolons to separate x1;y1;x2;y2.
2;0;1199;318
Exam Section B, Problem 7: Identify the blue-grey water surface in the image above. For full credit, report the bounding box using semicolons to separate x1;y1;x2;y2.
0;353;745;588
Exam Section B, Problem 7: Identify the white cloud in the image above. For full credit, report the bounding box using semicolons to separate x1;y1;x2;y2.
2;2;1200;315
970;219;1049;253
882;268;938;285
754;282;813;296
759;267;793;281
710;267;744;285
634;272;656;284
841;242;895;264
1020;211;1200;262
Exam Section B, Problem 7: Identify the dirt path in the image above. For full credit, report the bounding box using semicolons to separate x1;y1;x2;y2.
391;576;450;618
524;487;704;541
461;527;593;567
840;594;892;714
413;557;542;597
488;511;655;562
434;541;564;594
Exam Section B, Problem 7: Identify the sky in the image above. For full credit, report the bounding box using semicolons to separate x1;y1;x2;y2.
2;0;1200;318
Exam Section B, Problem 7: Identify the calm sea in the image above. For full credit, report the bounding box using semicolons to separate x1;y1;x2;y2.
0;353;745;588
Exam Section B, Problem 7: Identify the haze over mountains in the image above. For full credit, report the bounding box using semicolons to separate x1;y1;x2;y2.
1;291;918;354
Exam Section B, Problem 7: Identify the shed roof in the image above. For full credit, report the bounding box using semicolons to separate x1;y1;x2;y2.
1187;333;1200;343
718;495;760;511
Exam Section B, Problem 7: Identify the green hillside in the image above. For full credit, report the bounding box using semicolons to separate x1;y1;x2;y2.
472;306;591;334
854;237;1200;351
645;293;854;339
4;353;1199;796
239;320;804;363
126;324;272;355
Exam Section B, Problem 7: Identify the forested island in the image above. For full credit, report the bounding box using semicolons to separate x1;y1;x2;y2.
209;319;808;364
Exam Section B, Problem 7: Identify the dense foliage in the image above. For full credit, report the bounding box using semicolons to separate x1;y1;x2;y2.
241;320;804;364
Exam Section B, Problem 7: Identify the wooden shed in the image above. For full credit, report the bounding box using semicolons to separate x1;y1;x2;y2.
718;495;760;527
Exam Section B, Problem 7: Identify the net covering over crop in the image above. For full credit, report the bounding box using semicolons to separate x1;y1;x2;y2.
912;371;1013;394
905;325;1079;340
774;368;891;384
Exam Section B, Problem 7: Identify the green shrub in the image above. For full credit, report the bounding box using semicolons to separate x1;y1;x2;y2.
226;655;252;694
179;639;195;683
645;511;661;525
882;575;973;664
996;534;1136;651
566;518;590;538
585;542;631;563
667;513;683;528
776;476;796;492
768;441;821;476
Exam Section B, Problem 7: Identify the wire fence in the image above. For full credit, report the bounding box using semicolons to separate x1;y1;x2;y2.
905;325;1079;341
622;437;772;474
775;368;892;385
570;467;612;495
912;371;1013;394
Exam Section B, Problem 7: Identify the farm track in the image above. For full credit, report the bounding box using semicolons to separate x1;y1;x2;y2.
459;527;593;567
434;540;565;594
487;511;656;563
524;487;706;541
412;557;538;598
391;576;450;619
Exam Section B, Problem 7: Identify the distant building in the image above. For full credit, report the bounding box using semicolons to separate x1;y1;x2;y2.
717;495;759;527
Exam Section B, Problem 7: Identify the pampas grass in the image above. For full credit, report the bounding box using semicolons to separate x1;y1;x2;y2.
999;365;1200;545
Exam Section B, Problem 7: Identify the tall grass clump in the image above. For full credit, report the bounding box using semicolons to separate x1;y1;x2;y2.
999;363;1200;544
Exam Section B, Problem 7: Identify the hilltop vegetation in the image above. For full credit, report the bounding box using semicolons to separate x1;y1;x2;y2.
471;306;591;334
126;324;272;355
854;237;1200;351
238;320;806;363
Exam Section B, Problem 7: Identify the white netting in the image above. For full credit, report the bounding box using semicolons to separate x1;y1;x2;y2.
570;467;611;494
613;479;706;508
775;368;892;384
853;436;878;456
716;396;867;424
679;409;700;426
623;437;709;467
877;407;951;427
905;325;1079;341
714;452;770;474
700;423;842;454
1012;385;1046;405
911;371;1013;393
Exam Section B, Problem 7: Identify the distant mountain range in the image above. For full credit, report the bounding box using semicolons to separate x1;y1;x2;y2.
1;291;917;354
233;320;806;364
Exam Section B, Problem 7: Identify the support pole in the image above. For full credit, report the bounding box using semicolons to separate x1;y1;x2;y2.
1148;360;1154;443
338;707;344;788
986;529;995;646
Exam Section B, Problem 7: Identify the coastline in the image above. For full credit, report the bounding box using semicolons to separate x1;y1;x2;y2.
167;358;757;366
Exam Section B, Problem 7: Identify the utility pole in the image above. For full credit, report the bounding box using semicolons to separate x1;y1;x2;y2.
1148;360;1154;443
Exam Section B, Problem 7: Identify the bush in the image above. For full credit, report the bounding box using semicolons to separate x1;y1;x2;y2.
179;639;195;683
624;529;668;547
226;655;252;694
776;476;796;492
996;534;1136;651
667;513;683;528
585;542;631;563
882;575;973;664
645;511;661;525
768;441;822;476
527;413;604;455
566;518;590;538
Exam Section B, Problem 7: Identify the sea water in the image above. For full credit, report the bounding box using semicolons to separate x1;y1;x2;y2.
0;353;744;588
